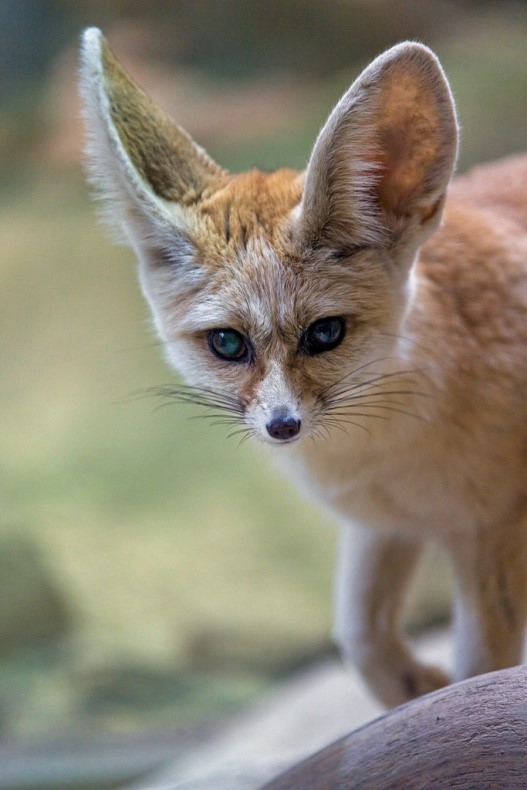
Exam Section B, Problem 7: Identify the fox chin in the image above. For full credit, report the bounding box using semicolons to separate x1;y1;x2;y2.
80;29;527;708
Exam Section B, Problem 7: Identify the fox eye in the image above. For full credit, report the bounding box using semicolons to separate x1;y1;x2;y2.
302;317;345;355
208;328;249;361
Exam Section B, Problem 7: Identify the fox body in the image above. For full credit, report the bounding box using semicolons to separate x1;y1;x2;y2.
81;29;527;707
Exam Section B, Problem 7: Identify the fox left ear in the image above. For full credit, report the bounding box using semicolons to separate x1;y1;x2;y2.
79;28;226;272
300;42;458;252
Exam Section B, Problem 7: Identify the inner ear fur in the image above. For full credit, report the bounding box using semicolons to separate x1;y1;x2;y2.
301;42;459;249
79;27;226;232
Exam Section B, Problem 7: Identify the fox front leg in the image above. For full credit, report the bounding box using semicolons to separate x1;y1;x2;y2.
333;525;449;707
450;520;527;682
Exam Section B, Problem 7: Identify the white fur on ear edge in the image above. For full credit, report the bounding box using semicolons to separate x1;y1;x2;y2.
79;27;185;241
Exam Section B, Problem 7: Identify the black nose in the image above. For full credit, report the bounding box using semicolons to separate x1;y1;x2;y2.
266;415;301;441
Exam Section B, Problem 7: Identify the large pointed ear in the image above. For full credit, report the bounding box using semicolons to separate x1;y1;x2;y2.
300;42;458;252
79;28;226;265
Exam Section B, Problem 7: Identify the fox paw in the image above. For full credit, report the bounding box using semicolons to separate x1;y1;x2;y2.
357;655;450;708
400;664;450;702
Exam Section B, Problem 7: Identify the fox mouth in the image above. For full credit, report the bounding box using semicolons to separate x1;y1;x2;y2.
263;433;302;446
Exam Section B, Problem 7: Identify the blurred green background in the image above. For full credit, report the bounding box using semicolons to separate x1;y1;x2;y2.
1;0;527;784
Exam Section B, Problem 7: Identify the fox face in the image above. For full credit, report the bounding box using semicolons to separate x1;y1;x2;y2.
80;31;457;447
141;169;410;446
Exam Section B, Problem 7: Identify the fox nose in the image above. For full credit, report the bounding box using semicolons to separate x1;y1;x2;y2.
266;414;301;441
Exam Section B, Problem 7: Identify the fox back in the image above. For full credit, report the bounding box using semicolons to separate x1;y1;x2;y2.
80;30;527;708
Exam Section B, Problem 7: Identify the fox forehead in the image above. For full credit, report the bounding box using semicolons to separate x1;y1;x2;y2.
175;167;310;339
192;167;305;266
186;248;310;342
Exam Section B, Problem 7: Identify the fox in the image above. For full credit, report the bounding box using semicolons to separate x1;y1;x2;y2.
80;28;527;708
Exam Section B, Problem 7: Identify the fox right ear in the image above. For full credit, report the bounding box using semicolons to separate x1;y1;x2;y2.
79;28;225;259
300;42;458;254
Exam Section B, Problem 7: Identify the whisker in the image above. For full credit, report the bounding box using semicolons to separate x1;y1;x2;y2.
227;427;252;441
327;397;407;411
164;393;242;409
186;412;240;421
313;425;332;443
326;411;390;422
150;400;184;414
321;420;351;438
322;417;372;436
192;417;243;428
214;423;253;447
326;393;431;411
175;388;242;408
169;394;237;410
136;384;243;410
320;357;419;398
376;331;436;358
154;392;244;413
128;383;249;443
320;377;420;407
357;403;427;422
325;386;429;405
342;387;428;399
237;432;253;448
344;369;420;392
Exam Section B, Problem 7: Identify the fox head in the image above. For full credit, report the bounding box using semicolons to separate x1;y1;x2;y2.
80;30;457;445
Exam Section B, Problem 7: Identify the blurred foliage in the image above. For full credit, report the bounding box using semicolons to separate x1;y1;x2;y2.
0;0;526;759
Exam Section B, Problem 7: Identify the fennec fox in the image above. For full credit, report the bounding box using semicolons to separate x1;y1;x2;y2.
80;29;527;707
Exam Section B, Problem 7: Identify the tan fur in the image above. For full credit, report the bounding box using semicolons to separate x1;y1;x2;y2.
80;29;527;707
